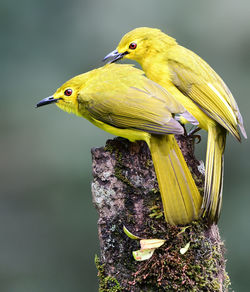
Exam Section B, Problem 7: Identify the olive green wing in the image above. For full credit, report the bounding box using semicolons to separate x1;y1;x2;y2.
78;72;184;135
168;46;247;140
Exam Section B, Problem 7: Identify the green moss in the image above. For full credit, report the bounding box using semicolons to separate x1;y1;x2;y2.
191;171;204;194
148;205;163;219
145;159;153;168
113;148;135;188
223;272;231;291
104;143;115;153
105;140;135;188
131;220;230;291
114;167;134;188
95;255;122;292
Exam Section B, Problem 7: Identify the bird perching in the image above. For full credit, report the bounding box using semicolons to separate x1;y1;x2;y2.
104;27;247;224
37;64;202;226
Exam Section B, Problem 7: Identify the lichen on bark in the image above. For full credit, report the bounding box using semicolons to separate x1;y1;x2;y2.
91;136;230;291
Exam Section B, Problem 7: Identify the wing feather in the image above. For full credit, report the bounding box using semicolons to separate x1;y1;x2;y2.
78;67;184;135
168;46;246;140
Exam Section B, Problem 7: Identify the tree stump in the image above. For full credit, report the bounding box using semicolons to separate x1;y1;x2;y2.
91;136;230;291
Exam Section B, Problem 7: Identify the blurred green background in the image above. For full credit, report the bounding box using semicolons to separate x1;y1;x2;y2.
1;0;250;291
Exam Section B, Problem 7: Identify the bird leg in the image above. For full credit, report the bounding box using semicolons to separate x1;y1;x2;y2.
188;126;201;144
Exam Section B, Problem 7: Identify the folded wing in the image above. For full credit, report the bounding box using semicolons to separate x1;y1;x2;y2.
79;65;184;135
168;46;247;140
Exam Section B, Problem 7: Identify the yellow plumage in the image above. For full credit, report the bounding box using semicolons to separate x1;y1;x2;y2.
150;135;201;224
37;63;202;225
105;27;247;223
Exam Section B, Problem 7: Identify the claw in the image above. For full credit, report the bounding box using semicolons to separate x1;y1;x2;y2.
187;127;202;143
187;126;201;136
193;134;201;144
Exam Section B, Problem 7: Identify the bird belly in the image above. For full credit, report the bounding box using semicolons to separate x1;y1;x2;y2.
90;118;151;145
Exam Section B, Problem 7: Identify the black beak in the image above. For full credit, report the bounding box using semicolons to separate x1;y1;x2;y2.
103;49;128;63
36;96;61;108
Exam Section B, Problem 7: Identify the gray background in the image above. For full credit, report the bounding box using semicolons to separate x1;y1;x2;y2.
1;0;250;291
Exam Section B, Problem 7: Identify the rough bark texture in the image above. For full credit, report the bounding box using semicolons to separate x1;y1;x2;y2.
91;136;230;292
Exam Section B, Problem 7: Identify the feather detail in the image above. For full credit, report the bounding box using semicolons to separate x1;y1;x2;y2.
150;135;202;225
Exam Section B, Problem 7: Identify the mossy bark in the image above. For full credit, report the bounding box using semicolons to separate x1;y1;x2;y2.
91;136;230;292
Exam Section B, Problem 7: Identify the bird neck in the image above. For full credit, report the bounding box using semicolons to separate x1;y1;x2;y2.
138;35;177;76
139;51;171;86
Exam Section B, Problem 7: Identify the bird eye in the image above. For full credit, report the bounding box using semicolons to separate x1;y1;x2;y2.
64;89;72;96
129;42;137;50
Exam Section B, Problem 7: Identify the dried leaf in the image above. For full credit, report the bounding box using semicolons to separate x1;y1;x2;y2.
180;241;190;254
123;226;141;240
123;226;166;261
177;225;190;236
133;249;155;261
140;239;166;250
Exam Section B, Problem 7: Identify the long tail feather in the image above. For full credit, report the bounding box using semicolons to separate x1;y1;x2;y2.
202;125;226;223
150;135;202;225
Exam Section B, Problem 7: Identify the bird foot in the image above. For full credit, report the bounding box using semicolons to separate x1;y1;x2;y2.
187;127;202;144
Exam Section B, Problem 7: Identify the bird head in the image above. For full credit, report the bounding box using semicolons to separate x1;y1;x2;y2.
36;73;91;115
103;27;176;65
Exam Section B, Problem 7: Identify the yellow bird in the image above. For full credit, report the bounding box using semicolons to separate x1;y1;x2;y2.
104;27;247;223
37;63;202;225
